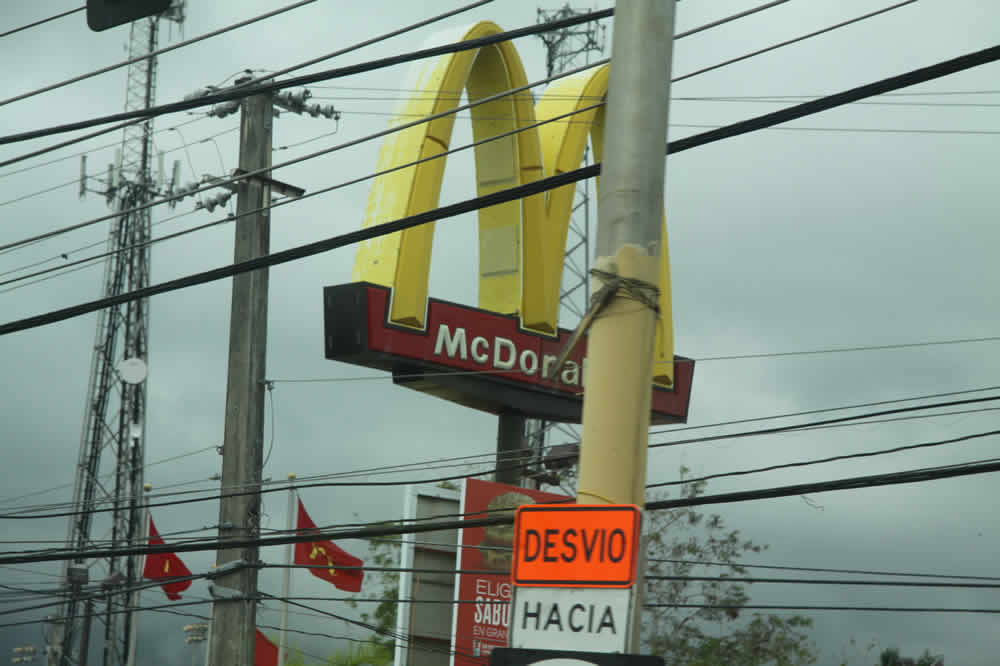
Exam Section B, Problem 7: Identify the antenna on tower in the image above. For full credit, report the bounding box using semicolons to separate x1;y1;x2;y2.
78;155;87;199
157;150;165;190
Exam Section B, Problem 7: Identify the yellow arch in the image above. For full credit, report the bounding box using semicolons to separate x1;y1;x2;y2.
352;21;545;327
353;26;673;388
532;65;674;388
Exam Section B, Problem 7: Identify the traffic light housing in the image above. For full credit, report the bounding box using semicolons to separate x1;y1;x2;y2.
87;0;172;32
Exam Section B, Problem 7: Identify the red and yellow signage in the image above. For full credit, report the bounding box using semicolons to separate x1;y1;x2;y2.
512;505;640;588
349;20;676;390
324;282;693;424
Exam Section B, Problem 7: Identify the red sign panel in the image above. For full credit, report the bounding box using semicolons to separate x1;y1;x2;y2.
512;505;641;588
324;283;695;425
451;479;569;666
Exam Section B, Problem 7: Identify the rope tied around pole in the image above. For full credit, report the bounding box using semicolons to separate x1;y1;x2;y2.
543;267;660;382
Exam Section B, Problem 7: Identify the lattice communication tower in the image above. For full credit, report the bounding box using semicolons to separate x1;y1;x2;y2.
50;5;184;665
526;4;606;486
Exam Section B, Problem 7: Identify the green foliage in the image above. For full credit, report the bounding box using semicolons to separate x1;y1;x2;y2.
642;468;817;665
345;529;402;649
325;642;394;666
281;642;392;666
878;647;944;666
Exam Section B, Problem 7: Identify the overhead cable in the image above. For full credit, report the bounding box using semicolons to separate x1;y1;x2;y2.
649;429;1000;489
1;395;995;521
0;116;206;174
644;604;1000;614
672;0;918;83
665;44;1000;155
0;0;317;109
235;0;494;91
649;557;1000;582
2;40;997;335
0;100;605;291
5;455;1000;565
0;41;610;255
0;6;84;40
651;384;1000;435
0;7;616;146
648;395;1000;450
0;0;494;170
645;574;1000;589
0;0;818;147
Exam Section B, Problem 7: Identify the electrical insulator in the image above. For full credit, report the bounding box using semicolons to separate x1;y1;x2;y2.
208;100;240;118
182;86;219;101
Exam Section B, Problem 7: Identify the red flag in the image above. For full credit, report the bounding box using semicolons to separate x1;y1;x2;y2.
255;630;279;666
294;499;364;592
142;516;193;600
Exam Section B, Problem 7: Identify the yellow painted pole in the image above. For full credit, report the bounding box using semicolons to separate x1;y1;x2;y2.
575;0;676;651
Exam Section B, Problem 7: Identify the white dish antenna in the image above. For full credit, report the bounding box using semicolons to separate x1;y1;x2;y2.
118;358;148;384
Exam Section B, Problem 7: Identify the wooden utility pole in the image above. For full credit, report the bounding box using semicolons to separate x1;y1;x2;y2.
575;0;675;652
208;79;273;666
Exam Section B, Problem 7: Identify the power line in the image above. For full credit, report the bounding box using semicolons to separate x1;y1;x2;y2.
309;105;1000;136
648;429;1000;489
0;0;831;148
646;457;1000;513
0;115;206;174
0;44;609;257
0;7;615;146
1;395;995;521
644;604;1000;614
235;0;494;94
0;153;599;338
666;44;1000;155
0;445;217;510
0;2;953;254
0;6;84;40
0;0;492;167
673;122;1000;137
645;574;1000;589
2;38;996;335
648;557;1000;582
0;100;605;292
0;0;317;109
649;395;1000;450
261;333;1000;386
6;453;1000;566
651;385;1000;435
673;0;918;83
674;95;1000;109
2;389;996;523
0;0;494;170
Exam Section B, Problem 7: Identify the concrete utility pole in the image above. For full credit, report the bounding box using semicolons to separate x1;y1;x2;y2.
575;0;675;650
208;81;273;666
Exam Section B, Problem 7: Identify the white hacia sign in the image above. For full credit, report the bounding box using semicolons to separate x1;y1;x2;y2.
509;587;632;653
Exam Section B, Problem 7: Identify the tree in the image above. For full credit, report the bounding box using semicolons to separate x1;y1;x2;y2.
355;470;817;665
281;642;393;666
878;647;944;666
642;468;816;665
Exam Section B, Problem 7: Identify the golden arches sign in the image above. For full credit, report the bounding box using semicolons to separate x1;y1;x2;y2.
353;21;674;389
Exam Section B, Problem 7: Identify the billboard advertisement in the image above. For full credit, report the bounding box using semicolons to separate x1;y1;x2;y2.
450;479;569;666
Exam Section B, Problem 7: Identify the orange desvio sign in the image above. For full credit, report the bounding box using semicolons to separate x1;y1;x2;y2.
511;505;641;588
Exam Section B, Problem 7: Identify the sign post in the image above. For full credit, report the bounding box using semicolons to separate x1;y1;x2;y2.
508;505;641;654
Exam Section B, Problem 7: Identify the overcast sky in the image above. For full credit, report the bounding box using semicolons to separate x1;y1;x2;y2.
1;0;999;664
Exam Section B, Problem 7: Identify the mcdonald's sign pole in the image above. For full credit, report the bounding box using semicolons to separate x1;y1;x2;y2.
576;0;675;650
